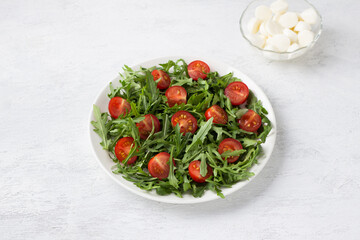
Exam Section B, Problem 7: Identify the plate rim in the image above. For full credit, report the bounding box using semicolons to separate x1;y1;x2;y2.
88;56;277;204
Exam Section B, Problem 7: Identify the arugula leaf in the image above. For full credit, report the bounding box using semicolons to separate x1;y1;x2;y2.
235;108;248;118
168;147;179;189
186;118;213;152
183;175;191;192
199;153;208;177
240;138;259;147
91;105;110;150
220;149;246;158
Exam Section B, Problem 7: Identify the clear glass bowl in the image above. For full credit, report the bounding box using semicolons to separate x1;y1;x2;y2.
240;0;322;61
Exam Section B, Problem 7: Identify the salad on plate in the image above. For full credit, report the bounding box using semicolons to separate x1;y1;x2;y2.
91;59;272;198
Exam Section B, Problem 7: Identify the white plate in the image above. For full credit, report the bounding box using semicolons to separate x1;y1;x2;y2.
89;56;277;204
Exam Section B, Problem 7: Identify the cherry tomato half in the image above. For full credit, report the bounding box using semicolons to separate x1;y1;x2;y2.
205;105;228;124
218;138;243;163
187;60;210;81
188;160;213;183
224;81;249;106
171;110;198;135
238;110;262;132
136;114;161;140
148;152;175;180
165;86;187;107
114;137;137;164
151;70;171;90
108;97;131;119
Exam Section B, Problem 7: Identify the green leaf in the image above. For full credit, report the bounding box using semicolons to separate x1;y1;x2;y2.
91;105;110;150
186;118;213;152
240;138;259;147
235;108;248;118
162;114;170;138
156;186;172;196
183;175;191;192
168;146;179;189
199;153;208;177
220;149;246;158
192;184;206;198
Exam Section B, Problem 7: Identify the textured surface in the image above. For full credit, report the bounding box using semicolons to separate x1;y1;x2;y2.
1;0;360;239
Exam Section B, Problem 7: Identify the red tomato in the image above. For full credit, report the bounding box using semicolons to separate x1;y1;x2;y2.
218;138;243;163
188;160;213;183
148;152;175;180
151;70;171;90
108;97;131;119
114;137;137;164
224;81;249;106
136;114;161;140
171;110;198;135
205;105;228;124
165;86;187;107
238;110;262;132
187;60;210;81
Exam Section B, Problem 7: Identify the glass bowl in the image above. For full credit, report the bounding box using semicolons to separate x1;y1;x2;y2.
240;0;322;61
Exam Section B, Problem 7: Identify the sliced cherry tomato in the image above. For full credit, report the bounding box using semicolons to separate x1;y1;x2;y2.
136;114;161;140
165;86;187;107
218;138;243;163
148;152;175;180
114;137;137;164
188;160;213;183
205;105;228;124
187;60;210;81
151;70;171;90
238;109;262;132
224;81;249;106
171;110;198;135
108;97;131;119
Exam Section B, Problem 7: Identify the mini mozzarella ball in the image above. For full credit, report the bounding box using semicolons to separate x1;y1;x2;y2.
247;17;262;34
270;34;290;52
249;34;266;48
287;43;300;52
278;12;298;28
301;8;318;25
255;5;272;21
294;21;311;32
259;22;268;36
298;30;314;47
263;42;277;51
265;20;283;36
283;28;297;43
270;0;288;14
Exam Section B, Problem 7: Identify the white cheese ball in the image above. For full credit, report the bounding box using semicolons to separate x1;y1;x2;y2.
298;30;314;47
264;43;277;51
268;34;290;52
294;21;311;32
265;20;283;36
255;5;272;21
249;34;266;48
270;0;288;14
287;43;300;52
301;8;318;25
283;28;298;43
247;17;262;34
278;12;298;28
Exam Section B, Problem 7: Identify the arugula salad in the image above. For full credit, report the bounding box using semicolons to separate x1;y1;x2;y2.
91;59;272;198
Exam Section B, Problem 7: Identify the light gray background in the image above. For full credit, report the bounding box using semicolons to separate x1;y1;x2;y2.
1;0;359;239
